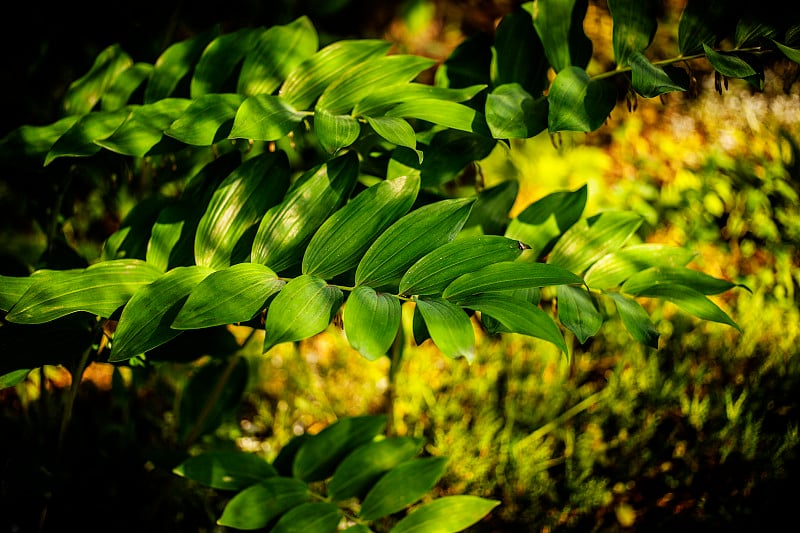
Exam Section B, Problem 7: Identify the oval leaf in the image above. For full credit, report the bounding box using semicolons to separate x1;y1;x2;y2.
547;67;617;133
173;450;277;491
391;495;500;533
359;457;448;521
399;235;524;297
583;244;696;290
262;275;343;353
355;198;475;290
342;286;402;361
229;94;307;141
635;284;741;332
271;502;341;533
217;477;310;530
386;99;490;135
165;93;244;145
109;265;213;361
302;174;420;279
314;107;361;153
173;263;284;330
606;292;659;348
556;285;603;344
621;266;743;296
414;297;475;361
443;261;583;301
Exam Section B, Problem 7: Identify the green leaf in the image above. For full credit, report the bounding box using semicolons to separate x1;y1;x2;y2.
438;32;492;89
606;292;659;348
0;116;79;164
109;265;213;361
359;457;448;521
773;40;800;63
63;44;133;115
145;27;219;103
443;261;583;301
229;94;307;141
390;495;500;533
547;66;617;133
101;63;153;111
677;1;726;55
317;55;436;114
217;477;310;530
173;450;277;491
533;0;593;72
195;151;290;270
415;130;497;188
556;285;602;344
292;415;387;482
252;151;359;272
0;276;35;312
172;263;284;329
45;109;129;165
6;260;163;324
504;184;587;259
703;44;758;79
386;99;490;135
621;266;746;296
493;6;549;95
0;369;32;389
178;356;249;443
353;84;486;117
165;93;244;145
414;297;475;361
303;174;419;279
464;179;519;236
314;107;361;153
634;284;741;332
328;437;424;501
281;39;392;109
342;286;402;361
355;198;475;290
191;28;259;97
584;244;696;290
95;99;192;157
458;293;567;353
547;211;643;274
262;275;343;353
270;502;342;533
630;53;688;98
486;83;548;139
237;17;318;96
399;235;524;296
607;0;658;67
366;116;418;152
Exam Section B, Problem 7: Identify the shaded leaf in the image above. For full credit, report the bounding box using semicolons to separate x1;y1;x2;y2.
486;83;548;139
329;437;424;501
293;415;387;482
399;235;523;296
165;93;245;145
621;266;746;296
533;0;593;72
443;261;583;301
547;66;617;133
109;265;213;361
45;109;129;165
464;179;519;236
606;292;659;348
172;263;284;329
678;1;727;55
271;502;342;533
174;450;277;491
703;44;757;79
635;284;741;331
95;98;192;157
414;297;475;361
342;286;401;361
262;275;343;353
359;457;448;521
145;27;219;103
608;0;658;67
557;285;602;344
355;198;475;290
191;28;258;97
217;477;310;530
494;5;549;95
630;53;688;97
391;495;501;533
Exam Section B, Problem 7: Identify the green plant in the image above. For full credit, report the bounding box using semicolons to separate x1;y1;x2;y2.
2;1;799;531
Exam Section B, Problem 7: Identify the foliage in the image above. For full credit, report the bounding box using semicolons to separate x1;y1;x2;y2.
1;1;799;531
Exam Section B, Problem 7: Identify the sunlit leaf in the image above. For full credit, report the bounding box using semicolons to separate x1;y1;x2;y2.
95;98;192;157
359;457;448;521
533;0;593;72
292;415;387;482
773;40;800;63
0;276;36;312
547;66;616;133
547;211;642;274
365;116;418;153
399;235;524;296
0;369;32;389
101;63;153;111
584;244;696;290
355;198;475;290
414;297;475;361
237;17;318;96
314;107;361;153
217;477;310;530
443;261;583;301
328;437;423;501
6;260;163;324
386;99;490;135
195;151;290;270
172;263;284;329
191;28;259;97
353;84;486;117
703;44;757;79
45;109;130;165
342;286;401;361
109;265;213;361
63;44;134;115
271;502;342;533
252;151;359;272
621;266;747;296
458;293;567;353
262;275;343;353
606;292;659;348
391;496;501;533
486;83;548;139
165;93;245;145
557;285;602;344
634;284;741;331
173;450;277;491
229;94;307;141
